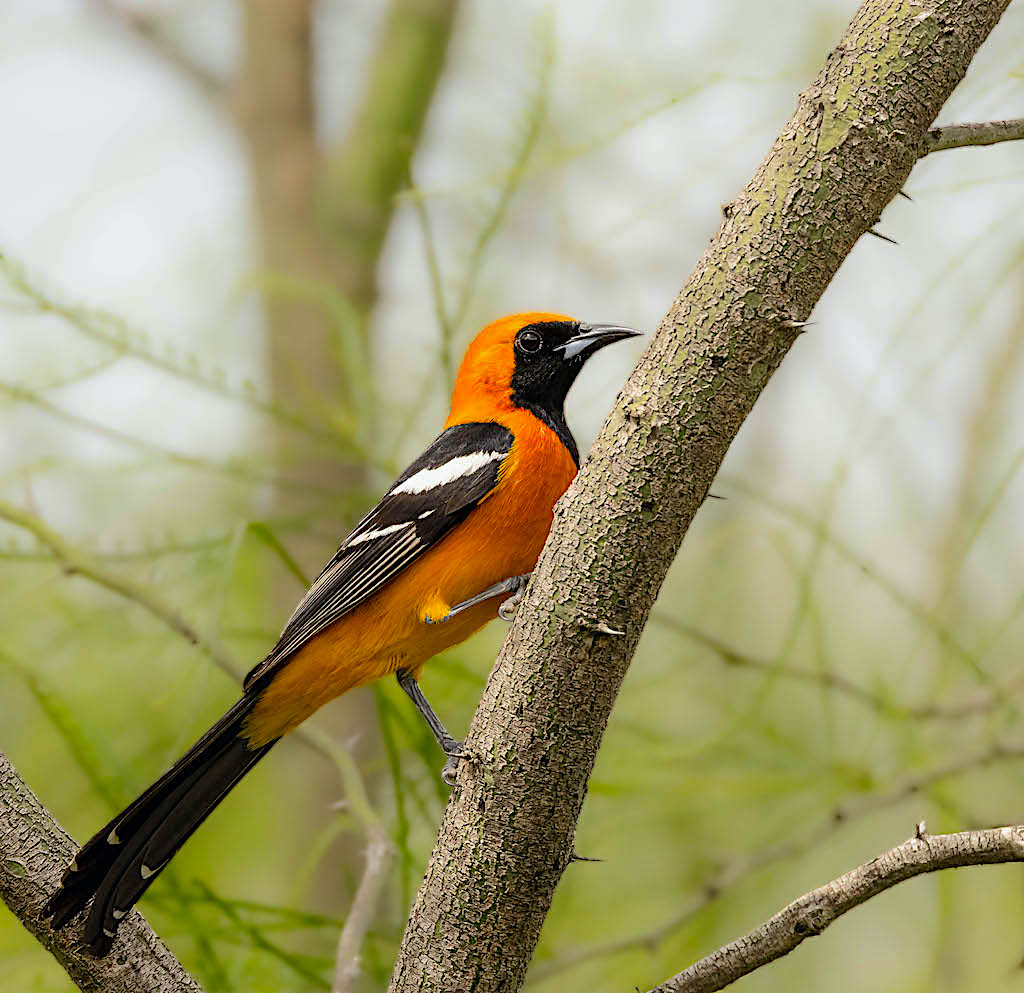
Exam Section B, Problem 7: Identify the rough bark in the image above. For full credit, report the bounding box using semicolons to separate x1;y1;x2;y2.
387;2;1013;991
0;752;202;993
646;824;1024;993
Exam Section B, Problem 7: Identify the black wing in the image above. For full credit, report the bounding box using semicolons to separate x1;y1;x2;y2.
244;421;513;691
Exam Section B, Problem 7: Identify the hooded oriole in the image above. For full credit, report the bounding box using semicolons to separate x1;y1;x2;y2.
44;312;639;955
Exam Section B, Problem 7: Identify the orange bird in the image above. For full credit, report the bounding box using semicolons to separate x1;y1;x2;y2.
44;312;639;954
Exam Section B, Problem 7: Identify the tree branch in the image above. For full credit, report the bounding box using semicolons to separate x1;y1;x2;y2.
296;726;396;993
387;3;1014;991
646;823;1024;993
332;835;395;993
0;751;202;993
529;736;1024;980
924;116;1024;154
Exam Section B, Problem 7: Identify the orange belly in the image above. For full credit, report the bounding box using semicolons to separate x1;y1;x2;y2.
243;417;576;746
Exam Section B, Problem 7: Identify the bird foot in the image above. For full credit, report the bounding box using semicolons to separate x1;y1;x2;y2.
497;577;530;621
440;739;480;786
426;573;532;624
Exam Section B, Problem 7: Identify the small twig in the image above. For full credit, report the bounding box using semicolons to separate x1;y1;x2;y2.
645;824;1024;993
654;615;1021;723
0;380;337;496
725;477;1003;694
657;616;900;715
529;739;1024;981
0;249;359;453
332;835;396;993
923;117;1024;156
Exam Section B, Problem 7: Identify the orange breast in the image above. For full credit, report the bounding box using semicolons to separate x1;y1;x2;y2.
244;411;577;746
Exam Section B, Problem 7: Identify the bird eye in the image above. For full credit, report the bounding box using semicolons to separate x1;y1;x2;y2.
516;329;543;354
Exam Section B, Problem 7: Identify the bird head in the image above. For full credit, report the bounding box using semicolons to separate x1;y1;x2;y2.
448;312;640;425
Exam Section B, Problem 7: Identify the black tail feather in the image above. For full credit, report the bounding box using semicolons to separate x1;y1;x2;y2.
44;693;277;955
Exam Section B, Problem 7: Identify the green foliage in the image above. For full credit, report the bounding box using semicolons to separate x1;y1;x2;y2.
2;3;1024;992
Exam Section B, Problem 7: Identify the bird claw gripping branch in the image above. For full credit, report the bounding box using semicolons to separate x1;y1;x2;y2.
426;572;532;624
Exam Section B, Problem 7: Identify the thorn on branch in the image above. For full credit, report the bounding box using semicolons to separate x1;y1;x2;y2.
568;852;603;864
591;622;624;636
897;189;913;202
781;318;816;332
915;820;928;840
868;229;899;245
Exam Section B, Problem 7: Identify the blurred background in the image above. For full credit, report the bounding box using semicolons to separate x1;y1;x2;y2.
1;1;1023;990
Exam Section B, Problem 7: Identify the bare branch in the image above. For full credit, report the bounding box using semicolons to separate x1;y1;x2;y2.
924;117;1024;155
332;835;395;993
296;726;396;993
0;750;202;992
646;824;1024;993
529;738;1024;981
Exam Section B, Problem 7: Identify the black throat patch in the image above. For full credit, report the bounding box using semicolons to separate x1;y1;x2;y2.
513;400;579;468
508;320;582;467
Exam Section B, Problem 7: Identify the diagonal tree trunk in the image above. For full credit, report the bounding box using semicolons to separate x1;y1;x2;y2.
386;2;1014;990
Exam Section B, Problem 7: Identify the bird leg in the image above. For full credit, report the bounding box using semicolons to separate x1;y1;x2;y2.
425;573;532;624
396;669;467;785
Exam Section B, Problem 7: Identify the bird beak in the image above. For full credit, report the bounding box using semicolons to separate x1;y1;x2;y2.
557;323;643;360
